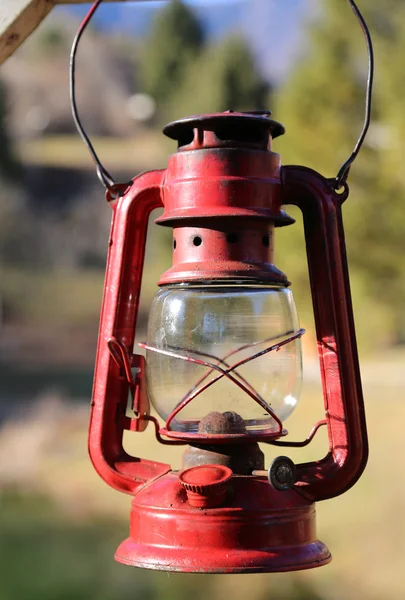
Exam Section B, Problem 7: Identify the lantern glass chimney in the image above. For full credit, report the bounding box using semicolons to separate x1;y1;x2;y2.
146;283;302;434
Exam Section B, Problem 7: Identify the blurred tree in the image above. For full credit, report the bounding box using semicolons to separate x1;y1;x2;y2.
36;25;70;55
274;0;405;347
0;80;20;181
142;0;270;123
167;34;270;119
0;79;28;270
142;0;204;111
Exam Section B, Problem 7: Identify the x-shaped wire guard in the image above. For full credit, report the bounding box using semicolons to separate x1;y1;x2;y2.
107;329;328;447
138;328;306;436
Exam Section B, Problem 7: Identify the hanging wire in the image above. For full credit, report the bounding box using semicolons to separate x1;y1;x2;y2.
334;0;374;190
70;0;373;194
69;0;119;194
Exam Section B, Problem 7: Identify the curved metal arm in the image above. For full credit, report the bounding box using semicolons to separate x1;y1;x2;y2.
281;165;368;502
89;169;170;495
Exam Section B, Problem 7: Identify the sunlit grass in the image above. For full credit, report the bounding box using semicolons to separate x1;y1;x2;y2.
17;133;171;172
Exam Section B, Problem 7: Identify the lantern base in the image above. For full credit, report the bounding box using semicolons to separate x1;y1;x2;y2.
116;541;330;573
115;473;331;574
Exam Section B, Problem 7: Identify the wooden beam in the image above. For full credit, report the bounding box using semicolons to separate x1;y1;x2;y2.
0;0;53;65
0;0;164;66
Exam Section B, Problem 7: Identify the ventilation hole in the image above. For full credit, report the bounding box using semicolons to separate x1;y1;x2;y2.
193;236;202;247
214;122;266;145
173;239;177;250
226;232;239;244
262;234;270;248
177;130;194;148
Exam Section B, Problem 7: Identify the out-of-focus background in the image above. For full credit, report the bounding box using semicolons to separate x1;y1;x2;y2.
0;0;404;598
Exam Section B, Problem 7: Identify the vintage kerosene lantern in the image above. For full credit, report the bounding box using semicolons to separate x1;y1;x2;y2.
67;0;374;575
88;109;368;572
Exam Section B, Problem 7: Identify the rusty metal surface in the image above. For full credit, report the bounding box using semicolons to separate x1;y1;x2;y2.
157;112;293;285
181;411;265;474
182;442;265;475
158;224;289;285
157;146;293;227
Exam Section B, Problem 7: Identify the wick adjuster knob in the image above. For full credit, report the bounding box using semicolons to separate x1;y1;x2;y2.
179;464;233;508
268;456;296;491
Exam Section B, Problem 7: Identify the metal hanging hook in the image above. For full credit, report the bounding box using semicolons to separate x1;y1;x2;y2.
334;0;374;190
69;0;127;197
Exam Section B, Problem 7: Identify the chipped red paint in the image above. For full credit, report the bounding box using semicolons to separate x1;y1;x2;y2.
88;112;367;572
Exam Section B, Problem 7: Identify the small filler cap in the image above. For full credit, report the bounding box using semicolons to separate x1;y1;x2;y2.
179;464;233;508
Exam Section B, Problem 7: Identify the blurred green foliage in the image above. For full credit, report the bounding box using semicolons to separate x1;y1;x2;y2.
274;0;405;346
0;491;201;600
167;35;269;119
37;26;69;53
142;0;205;113
142;0;270;122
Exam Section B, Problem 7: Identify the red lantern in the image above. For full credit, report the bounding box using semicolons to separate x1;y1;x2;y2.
89;111;368;573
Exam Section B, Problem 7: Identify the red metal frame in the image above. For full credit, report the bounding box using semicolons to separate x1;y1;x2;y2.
88;112;368;572
281;166;368;501
89;170;170;495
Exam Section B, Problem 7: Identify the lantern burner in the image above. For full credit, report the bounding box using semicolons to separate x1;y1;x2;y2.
198;411;247;435
183;411;265;475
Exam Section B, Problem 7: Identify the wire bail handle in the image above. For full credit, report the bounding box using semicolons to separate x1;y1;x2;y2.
69;0;374;195
69;0;127;197
334;0;374;191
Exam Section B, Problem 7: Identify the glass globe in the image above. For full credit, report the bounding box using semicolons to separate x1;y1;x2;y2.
145;283;302;434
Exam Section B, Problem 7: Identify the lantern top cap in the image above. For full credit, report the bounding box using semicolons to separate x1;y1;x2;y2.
163;111;285;151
